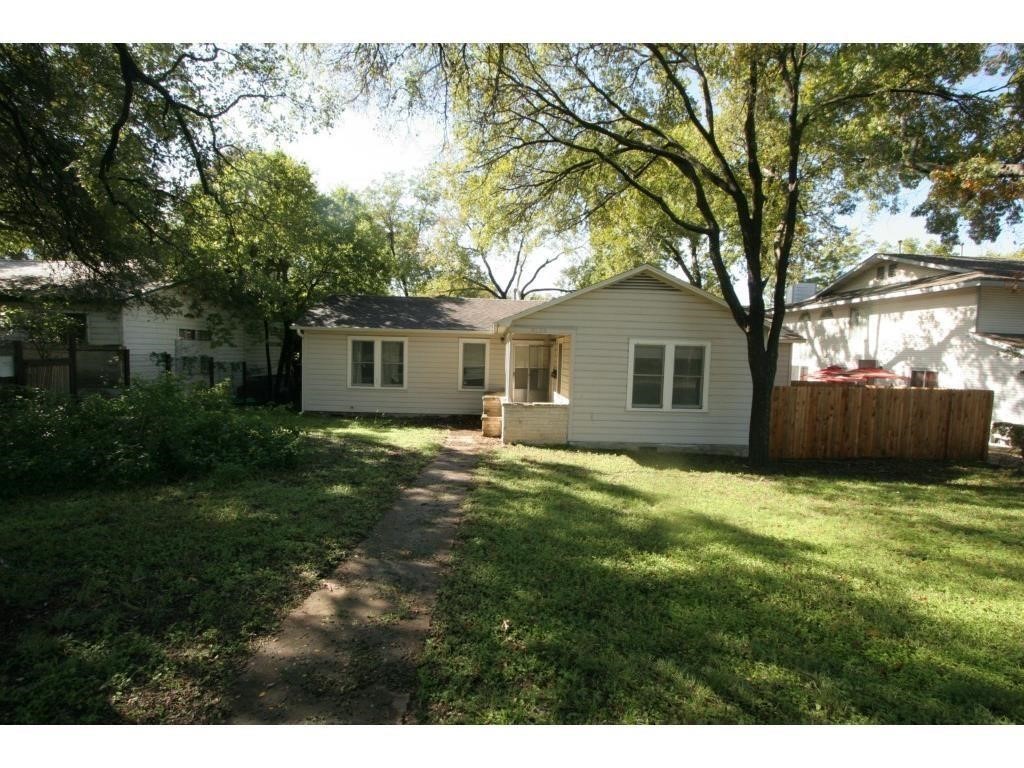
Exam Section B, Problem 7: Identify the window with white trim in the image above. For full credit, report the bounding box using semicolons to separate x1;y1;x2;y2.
627;340;709;411
349;337;406;388
458;340;488;390
380;340;405;387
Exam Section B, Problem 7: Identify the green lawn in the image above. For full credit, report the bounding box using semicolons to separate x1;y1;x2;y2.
0;414;443;724
416;446;1024;724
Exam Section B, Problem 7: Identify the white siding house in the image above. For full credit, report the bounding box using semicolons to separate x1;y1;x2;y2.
788;253;1024;425
1;260;278;388
296;265;798;453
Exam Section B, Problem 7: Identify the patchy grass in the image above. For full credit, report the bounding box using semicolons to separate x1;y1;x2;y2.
416;447;1024;724
0;414;443;724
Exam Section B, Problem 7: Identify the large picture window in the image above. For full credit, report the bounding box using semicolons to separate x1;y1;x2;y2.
349;338;406;388
627;339;709;412
459;340;488;390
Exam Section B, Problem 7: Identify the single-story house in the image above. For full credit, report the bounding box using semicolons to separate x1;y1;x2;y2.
0;259;279;392
295;264;799;452
787;252;1024;425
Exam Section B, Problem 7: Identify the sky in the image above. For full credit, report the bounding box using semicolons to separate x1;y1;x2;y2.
271;56;1024;297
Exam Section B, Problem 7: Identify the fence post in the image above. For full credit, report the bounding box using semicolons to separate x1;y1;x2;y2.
121;347;131;388
13;340;25;385
68;338;78;396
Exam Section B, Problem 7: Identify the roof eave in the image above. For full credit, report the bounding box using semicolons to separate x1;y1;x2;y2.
791;276;993;310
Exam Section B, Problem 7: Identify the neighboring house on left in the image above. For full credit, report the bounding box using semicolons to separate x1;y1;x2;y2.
0;260;277;394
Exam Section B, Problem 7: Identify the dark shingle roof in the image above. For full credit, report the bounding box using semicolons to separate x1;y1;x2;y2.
296;295;542;332
877;252;1024;278
0;260;83;296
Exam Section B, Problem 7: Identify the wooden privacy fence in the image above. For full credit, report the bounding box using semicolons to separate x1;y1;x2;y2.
769;386;994;461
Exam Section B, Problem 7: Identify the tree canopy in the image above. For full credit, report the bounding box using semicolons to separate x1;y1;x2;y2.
177;150;390;396
0;43;323;292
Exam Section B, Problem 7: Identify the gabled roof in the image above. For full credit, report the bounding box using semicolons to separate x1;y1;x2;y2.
794;252;1024;308
295;295;539;332
495;264;728;329
499;263;802;341
297;264;803;342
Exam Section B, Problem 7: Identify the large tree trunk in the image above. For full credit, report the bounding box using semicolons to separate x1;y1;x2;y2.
745;334;778;469
274;320;293;402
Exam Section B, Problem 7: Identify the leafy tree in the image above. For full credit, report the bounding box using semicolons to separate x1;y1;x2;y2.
905;45;1023;244
178;151;389;398
0;301;81;359
363;168;567;299
351;43;1012;465
0;43;322;293
363;172;444;296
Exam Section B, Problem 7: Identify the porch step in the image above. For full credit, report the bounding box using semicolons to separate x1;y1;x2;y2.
481;414;502;438
482;393;504;418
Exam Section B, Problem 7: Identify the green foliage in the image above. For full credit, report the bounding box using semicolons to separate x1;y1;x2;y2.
418;446;1024;724
0;300;81;356
1008;424;1024;461
179;150;389;324
0;416;443;723
0;377;301;497
0;44;321;288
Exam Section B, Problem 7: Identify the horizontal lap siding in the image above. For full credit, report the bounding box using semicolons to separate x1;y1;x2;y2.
793;289;979;383
977;286;1024;334
511;285;753;447
84;308;123;345
121;292;274;381
301;330;505;415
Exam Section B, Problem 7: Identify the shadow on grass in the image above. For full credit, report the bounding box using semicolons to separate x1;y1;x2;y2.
416;449;1024;724
0;424;442;724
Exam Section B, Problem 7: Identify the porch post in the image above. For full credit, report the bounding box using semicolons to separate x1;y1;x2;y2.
504;332;513;402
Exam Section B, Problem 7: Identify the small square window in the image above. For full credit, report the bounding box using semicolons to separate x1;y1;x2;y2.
910;370;938;388
875;266;886;280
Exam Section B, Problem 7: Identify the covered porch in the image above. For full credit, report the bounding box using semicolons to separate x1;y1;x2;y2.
481;330;572;444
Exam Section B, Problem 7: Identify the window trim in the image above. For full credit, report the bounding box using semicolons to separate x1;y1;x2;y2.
347;336;408;390
625;338;711;413
457;338;490;391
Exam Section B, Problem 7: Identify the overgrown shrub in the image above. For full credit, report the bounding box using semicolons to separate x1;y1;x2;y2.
0;376;301;497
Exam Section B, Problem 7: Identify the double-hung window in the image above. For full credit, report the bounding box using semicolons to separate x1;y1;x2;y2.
627;339;709;411
459;340;489;390
349;337;406;388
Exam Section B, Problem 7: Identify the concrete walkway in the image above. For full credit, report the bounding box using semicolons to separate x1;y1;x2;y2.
227;429;493;724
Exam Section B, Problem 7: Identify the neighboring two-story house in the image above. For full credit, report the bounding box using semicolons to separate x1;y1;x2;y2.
0;260;279;393
787;253;1024;425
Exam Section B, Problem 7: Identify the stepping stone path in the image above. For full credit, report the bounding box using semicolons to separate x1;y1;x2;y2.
228;428;493;724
